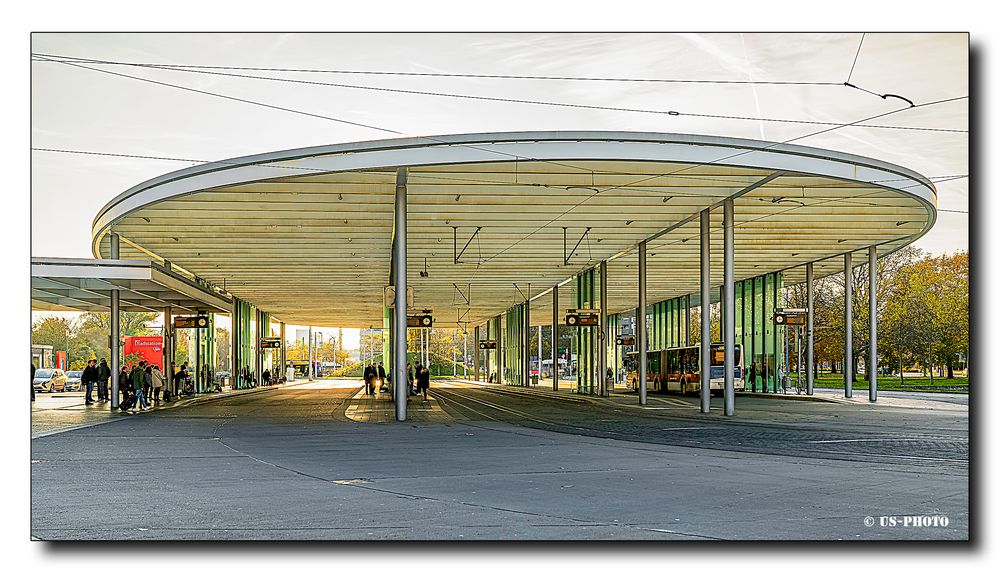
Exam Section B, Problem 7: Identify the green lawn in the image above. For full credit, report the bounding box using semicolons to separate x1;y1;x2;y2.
801;373;968;393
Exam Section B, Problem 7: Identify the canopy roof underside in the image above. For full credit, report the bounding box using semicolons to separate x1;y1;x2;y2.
91;132;935;328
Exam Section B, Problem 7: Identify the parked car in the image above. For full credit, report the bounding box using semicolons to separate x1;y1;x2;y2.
63;370;83;392
33;369;68;393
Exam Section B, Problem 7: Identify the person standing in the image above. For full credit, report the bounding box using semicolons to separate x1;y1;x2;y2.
749;362;758;393
416;364;430;401
377;363;386;393
82;359;98;405
151;365;164;405
31;362;36;402
362;363;374;396
97;358;111;402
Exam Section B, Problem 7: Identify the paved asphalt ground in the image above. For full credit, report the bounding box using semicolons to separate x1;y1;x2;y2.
31;379;968;541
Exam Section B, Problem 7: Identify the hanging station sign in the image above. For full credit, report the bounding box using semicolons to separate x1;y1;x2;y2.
407;313;433;328
615;334;637;346
173;315;209;329
259;337;282;349
565;309;599;327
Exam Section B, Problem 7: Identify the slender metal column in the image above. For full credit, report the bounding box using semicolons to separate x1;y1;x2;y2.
231;299;239;388
685;294;692;346
163;305;173;395
723;200;735;416
844;252;853;398
524;285;530;387
308;326;314;381
279;322;287;380
638;242;648;405
537;324;542;386
474;325;480;381
453;328;457;378
463;329;468;379
552;286;559;391
806;263;815;395
599;260;609;397
700;209;711;413
496;315;503;384
869;246;878;402
109;232;120;410
393;167;408;420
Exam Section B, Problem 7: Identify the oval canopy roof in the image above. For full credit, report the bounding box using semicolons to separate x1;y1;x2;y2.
92;131;936;328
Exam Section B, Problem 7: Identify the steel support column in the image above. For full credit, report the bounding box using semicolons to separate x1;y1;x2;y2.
164;305;173;396
474;325;480;381
844;252;853;398
599;260;609;396
700;209;711;413
723;199;735;416
279;322;287;381
393;167;408;420
869;246;878;402
308;326;314;381
685;294;691;346
638;241;648;405
806;262;815;395
552;286;559;391
524;285;530;387
109;232;120;410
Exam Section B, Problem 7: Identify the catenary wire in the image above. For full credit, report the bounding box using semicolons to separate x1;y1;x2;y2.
31;52;846;85
32;53;967;134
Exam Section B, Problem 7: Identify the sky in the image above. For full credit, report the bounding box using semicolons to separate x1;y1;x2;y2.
29;33;969;346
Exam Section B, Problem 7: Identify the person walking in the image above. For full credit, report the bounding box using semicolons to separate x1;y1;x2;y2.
377;363;386;393
118;368;135;414
749;361;758;393
262;369;271;386
83;359;98;404
135;363;151;411
416;363;430;401
151;365;164;405
406;362;414;397
129;361;145;412
97;358;111;402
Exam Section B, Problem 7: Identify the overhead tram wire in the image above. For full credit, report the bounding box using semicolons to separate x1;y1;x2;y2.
32;53;967;134
30;52;846;85
38;53;959;206
31;54;654;180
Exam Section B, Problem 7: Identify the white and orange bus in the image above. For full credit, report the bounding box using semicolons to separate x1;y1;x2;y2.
625;343;744;395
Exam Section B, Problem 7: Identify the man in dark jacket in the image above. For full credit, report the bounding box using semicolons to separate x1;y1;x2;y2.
377;363;386;393
96;358;111;402
362;363;374;395
83;359;98;404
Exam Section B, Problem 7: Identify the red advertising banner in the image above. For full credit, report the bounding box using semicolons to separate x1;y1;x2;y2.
123;336;164;369
55;351;66;370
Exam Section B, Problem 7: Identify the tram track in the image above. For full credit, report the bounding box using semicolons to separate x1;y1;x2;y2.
429;385;969;472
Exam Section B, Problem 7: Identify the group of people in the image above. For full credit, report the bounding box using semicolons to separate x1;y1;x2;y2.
362;362;387;395
361;362;430;401
80;358;113;404
117;360;166;414
406;362;430;401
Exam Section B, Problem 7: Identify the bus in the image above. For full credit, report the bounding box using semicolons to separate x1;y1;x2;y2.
625;343;744;395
